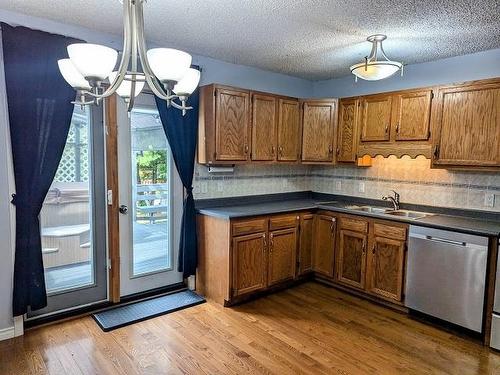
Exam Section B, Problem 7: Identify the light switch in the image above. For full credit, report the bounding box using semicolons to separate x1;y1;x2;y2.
358;182;365;193
484;192;495;207
335;180;342;191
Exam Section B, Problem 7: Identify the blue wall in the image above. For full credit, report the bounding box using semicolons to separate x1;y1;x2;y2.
312;48;500;98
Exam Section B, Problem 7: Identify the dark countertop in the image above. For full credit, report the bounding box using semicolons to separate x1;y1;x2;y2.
196;192;500;237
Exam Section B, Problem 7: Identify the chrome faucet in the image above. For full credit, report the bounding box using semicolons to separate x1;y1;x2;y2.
382;190;400;210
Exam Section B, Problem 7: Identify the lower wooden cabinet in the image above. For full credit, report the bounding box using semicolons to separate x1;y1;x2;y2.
297;213;314;276
366;223;406;301
197;210;407;306
312;213;337;277
268;227;297;285
232;232;268;297
337;228;367;290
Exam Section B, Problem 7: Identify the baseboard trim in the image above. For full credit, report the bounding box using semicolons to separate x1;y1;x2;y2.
0;326;14;341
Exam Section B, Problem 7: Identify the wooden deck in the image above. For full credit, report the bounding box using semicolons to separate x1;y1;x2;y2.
1;282;499;374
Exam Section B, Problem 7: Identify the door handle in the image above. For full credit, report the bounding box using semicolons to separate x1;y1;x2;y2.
119;205;128;214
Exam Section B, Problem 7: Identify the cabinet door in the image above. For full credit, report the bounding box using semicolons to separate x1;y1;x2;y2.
359;95;392;142
301;101;336;162
298;213;314;276
251;94;277;161
337;99;359;162
268;228;297;286
337;229;367;289
312;214;336;277
215;88;250;161
394;90;432;141
277;99;301;162
232;232;267;296
433;83;500;167
366;236;405;302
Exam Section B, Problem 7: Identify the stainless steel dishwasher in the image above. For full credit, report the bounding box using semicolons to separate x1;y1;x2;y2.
405;226;488;332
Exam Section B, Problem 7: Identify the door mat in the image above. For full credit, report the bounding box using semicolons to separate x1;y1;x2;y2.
92;289;205;332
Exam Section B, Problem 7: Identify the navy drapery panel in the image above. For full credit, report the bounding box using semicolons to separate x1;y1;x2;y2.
2;23;81;315
155;83;199;278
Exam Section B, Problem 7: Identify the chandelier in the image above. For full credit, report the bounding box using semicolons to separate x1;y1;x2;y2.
350;35;403;82
57;0;200;115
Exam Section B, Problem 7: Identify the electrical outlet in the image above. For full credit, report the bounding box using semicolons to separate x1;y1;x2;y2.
358;182;365;193
335;180;342;191
201;182;208;194
217;181;224;192
484;192;495;208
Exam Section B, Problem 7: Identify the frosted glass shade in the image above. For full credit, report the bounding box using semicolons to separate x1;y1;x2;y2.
350;61;402;81
58;59;91;90
67;43;118;81
108;71;145;99
147;48;192;83
173;68;200;95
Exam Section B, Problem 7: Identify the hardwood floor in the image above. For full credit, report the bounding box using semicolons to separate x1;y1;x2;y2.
1;282;499;374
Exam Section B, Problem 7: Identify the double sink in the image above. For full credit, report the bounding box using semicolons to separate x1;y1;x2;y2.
319;202;433;220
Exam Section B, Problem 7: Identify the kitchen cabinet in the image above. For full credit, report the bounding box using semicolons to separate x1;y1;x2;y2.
366;223;406;302
297;213;314;276
277;99;301;162
336;217;368;289
268;227;297;285
251;93;277;161
198;85;250;164
359;94;392;142
232;232;268;297
337;98;359;163
301;100;337;163
431;79;500;168
394;90;432;141
357;89;433;158
312;213;337;277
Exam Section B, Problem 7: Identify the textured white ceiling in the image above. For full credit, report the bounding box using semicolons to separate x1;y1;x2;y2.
0;0;498;80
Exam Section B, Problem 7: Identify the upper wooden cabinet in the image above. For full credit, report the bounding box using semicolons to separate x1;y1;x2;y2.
301;100;337;163
251;93;277;161
337;98;359;163
431;79;500;168
356;89;433;158
198;85;250;164
394;90;432;141
277;99;301;162
359;95;392;142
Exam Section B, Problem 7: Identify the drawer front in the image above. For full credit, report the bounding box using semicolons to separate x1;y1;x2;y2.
340;217;368;233
232;218;268;236
373;223;407;241
270;214;299;230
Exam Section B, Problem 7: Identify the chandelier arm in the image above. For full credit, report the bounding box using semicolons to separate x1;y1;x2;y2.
127;0;139;112
85;0;133;99
377;42;390;61
134;0;171;101
368;40;377;62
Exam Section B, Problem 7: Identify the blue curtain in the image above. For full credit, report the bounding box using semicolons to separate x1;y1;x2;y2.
155;85;199;278
2;23;81;315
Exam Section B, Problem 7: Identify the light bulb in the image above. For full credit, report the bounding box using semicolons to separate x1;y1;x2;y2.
58;59;91;90
147;48;192;84
108;71;145;99
68;43;118;82
173;68;200;95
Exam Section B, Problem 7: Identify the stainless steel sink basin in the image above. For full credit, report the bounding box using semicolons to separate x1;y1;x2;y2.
384;210;433;219
345;205;433;220
345;205;391;214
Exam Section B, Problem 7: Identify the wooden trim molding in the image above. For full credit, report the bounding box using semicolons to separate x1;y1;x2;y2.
105;94;120;303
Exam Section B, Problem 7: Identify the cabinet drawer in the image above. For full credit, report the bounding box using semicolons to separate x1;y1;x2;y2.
373;223;407;240
340;217;368;233
270;215;299;230
232;218;268;236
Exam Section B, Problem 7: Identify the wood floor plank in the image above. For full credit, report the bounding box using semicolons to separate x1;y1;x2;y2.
1;282;500;375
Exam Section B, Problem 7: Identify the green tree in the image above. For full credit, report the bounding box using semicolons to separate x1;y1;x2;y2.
136;150;167;184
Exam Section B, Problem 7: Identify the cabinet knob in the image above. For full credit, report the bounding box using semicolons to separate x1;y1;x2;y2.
244;144;249;153
271;145;276;155
372;245;376;254
385;124;389;134
395;123;400;133
433;145;440;158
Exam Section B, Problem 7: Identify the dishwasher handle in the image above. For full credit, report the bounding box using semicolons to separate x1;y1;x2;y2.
425;235;466;247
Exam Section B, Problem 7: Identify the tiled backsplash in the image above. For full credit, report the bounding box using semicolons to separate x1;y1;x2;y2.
193;164;310;199
194;156;500;212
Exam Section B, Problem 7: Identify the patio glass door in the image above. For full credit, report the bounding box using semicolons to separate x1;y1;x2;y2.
117;94;183;297
28;104;107;318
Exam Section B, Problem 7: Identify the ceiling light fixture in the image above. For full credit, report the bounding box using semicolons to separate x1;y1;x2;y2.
58;0;200;114
350;34;403;82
